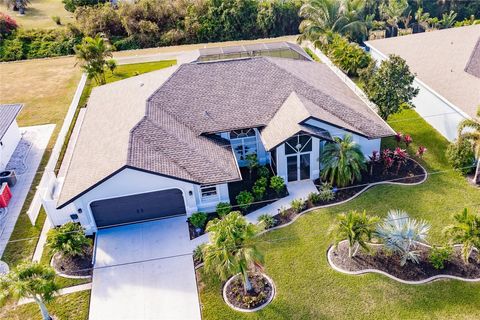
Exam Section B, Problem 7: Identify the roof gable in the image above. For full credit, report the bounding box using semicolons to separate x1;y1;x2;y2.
0;104;22;140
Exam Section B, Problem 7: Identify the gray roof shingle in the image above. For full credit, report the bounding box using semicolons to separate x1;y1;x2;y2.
0;104;22;140
465;37;480;78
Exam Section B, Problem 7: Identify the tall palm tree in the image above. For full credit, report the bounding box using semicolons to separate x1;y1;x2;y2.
298;0;367;46
0;262;59;320
332;210;379;257
202;211;264;293
75;34;114;85
458;107;480;184
375;210;430;266
321;134;366;187
444;208;480;263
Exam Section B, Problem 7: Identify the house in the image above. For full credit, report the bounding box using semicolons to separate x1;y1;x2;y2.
365;25;480;141
0;104;22;171
46;48;394;234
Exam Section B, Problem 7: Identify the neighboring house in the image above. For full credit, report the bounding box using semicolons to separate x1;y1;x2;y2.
0;104;22;171
45;46;394;234
366;25;480;141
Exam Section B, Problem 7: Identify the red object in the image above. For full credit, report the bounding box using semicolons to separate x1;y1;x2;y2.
0;183;12;208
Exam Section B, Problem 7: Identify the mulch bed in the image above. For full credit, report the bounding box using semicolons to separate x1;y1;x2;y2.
330;241;480;281
52;246;93;277
224;273;273;310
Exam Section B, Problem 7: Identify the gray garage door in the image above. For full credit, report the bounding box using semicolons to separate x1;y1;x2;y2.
90;189;186;228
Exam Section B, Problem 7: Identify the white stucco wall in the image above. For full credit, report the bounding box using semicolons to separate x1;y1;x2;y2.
0;120;21;171
368;46;469;141
49;167;229;234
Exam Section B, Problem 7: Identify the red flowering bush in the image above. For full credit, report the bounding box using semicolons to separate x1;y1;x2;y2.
0;13;18;38
394;132;403;144
416;146;427;158
403;134;413;147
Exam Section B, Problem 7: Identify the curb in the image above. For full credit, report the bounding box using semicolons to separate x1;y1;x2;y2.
327;241;480;285
222;273;276;312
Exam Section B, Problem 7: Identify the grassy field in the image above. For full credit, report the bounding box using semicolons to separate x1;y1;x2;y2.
0;0;74;29
199;109;480;320
1;290;90;320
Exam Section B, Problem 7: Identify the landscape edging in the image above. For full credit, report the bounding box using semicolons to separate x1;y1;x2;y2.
327;240;480;285
50;252;92;279
222;273;276;312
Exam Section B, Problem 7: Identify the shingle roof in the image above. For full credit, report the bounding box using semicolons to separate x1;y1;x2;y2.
59;56;394;208
0;104;22;140
465;37;480;78
366;25;480;118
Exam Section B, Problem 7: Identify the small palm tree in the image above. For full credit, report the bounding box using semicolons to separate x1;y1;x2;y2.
332;210;379;257
444;208;480;263
321;134;366;187
457;107;480;184
202;211;264;293
375;210;430;266
298;0;367;46
75;34;113;85
46;222;92;258
379;0;409;33
0;262;59;320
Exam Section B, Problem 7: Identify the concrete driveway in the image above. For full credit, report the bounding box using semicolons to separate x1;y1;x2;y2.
89;217;201;320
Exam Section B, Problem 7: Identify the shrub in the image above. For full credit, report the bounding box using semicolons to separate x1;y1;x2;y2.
236;191;254;211
327;35;371;77
189;211;208;229
52;16;61;25
446;139;475;174
216;202;231;218
257;166;270;179
252;177;267;200
307;192;321;204
318;182;335;202
46;222;92;257
429;246;452;270
270;175;285;195
290;199;305;213
245;153;259;175
257;214;275;229
193;244;205;263
0;13;18;38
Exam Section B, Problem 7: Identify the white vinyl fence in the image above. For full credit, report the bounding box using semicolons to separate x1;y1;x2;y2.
26;73;88;224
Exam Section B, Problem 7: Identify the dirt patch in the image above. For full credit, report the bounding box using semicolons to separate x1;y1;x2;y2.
52;247;93;277
224;273;274;310
330;241;480;281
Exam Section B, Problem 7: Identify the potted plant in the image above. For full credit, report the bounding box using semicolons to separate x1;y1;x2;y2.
189;211;208;235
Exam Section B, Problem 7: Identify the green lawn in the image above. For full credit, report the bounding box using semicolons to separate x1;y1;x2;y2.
199;109;480;320
1;0;74;29
1;290;90;320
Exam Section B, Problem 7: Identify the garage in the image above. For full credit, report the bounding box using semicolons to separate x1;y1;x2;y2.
90;189;186;228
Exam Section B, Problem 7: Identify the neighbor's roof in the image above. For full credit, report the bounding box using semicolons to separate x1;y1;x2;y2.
198;41;313;61
58;56;394;208
366;25;480;118
0;104;22;140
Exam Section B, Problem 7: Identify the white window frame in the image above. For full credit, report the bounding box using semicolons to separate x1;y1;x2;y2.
230;129;258;163
200;185;218;202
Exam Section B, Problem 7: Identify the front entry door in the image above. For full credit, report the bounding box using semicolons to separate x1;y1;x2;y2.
287;153;311;182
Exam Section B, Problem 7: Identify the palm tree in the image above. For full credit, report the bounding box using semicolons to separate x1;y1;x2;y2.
379;0;409;35
298;0;367;46
0;262;59;320
46;222;92;258
457;107;480;184
321;134;366;187
202;211;264;293
439;10;457;29
75;34;114;85
332;210;379;257
375;210;430;266
444;208;480;263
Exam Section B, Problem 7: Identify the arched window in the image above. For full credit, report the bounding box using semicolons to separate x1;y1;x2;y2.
285;135;312;155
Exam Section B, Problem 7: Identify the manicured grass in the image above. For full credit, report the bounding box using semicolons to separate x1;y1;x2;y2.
0;290;90;320
199;109;480;320
304;47;321;62
1;0;74;29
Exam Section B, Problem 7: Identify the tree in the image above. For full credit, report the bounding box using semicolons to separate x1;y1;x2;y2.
379;0;409;35
298;0;367;46
375;210;430;266
328;34;371;76
361;55;419;120
47;222;92;257
75;34;114;85
444;208;480;263
0;13;18;38
4;0;30;14
457;107;480;184
439;10;457;29
321;134;366;187
0;262;59;320
332;210;379;257
202;212;264;293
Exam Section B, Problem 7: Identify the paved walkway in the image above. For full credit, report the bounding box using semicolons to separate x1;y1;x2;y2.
90;217;201;320
0;124;55;257
191;180;318;249
18;283;92;305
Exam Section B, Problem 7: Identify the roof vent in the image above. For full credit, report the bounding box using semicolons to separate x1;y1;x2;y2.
204;110;212;119
139;82;144;87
